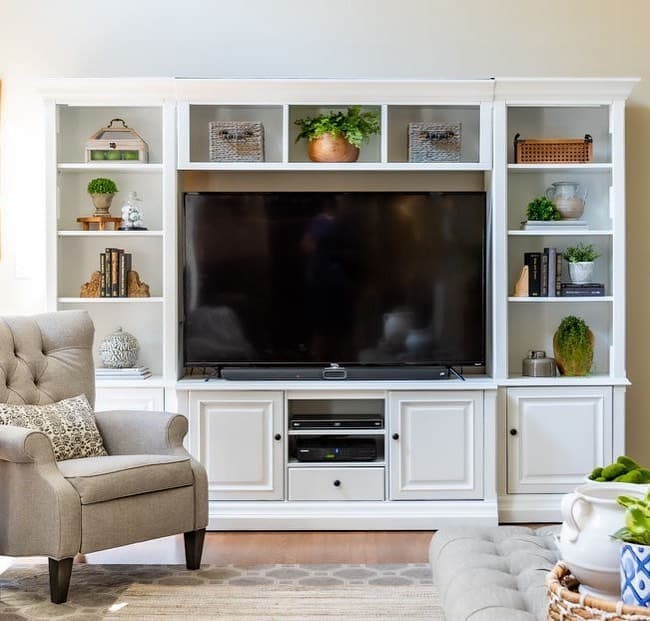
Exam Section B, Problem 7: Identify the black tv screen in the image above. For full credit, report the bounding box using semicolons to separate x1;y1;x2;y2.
183;192;486;368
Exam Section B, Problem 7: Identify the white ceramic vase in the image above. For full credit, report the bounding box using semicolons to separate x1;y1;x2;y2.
569;261;594;284
559;483;646;599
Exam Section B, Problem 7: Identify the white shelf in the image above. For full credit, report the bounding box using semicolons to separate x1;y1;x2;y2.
508;296;612;303
95;375;165;388
58;297;164;304
508;163;612;173
503;375;630;387
508;229;613;237
178;161;491;172
287;460;386;468
58;230;163;237
288;429;386;436
57;163;163;173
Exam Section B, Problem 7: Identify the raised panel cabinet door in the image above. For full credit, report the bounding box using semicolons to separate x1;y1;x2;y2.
388;391;483;500
189;391;284;501
507;387;613;494
95;388;164;412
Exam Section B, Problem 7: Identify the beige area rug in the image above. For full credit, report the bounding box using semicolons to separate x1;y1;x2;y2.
104;583;442;620
0;563;442;620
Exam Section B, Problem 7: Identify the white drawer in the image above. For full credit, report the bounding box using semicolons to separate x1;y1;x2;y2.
288;467;385;501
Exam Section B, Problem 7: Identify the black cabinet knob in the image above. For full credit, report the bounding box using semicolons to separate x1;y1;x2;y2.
274;433;282;441
392;433;400;440
510;429;518;436
333;479;341;487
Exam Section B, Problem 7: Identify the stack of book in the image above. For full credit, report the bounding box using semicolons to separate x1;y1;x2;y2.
524;248;563;297
521;220;589;231
100;248;132;297
95;367;152;380
560;282;606;297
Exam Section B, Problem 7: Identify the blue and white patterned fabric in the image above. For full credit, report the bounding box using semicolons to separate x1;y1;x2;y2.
621;543;650;607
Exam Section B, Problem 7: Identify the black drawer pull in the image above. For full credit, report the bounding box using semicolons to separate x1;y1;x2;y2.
333;479;341;487
274;433;282;441
392;433;400;440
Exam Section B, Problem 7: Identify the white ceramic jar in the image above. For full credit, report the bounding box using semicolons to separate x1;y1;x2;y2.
559;483;646;599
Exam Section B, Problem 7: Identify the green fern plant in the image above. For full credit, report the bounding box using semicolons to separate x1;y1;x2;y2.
294;106;380;148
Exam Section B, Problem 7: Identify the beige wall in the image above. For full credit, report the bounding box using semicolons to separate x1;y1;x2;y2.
1;0;648;459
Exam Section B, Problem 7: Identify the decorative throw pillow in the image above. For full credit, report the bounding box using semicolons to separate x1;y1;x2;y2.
0;394;107;461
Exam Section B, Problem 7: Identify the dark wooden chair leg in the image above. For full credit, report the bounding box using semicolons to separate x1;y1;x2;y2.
184;528;206;570
48;557;73;604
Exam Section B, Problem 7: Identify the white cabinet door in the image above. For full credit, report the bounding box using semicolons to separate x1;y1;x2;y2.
189;391;284;501
388;391;483;500
507;387;612;494
95;387;164;412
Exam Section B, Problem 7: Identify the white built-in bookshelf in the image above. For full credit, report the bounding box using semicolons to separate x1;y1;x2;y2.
42;78;637;527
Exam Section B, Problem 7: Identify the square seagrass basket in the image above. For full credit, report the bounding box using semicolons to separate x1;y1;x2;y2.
546;562;650;620
514;133;593;164
408;122;461;162
209;121;264;162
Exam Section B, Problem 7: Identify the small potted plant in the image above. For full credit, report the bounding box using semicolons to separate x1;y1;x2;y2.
565;242;600;284
87;178;118;217
611;491;650;607
526;196;561;222
553;315;594;376
294;106;380;163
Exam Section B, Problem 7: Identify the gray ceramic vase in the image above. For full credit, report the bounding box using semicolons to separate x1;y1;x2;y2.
98;327;139;368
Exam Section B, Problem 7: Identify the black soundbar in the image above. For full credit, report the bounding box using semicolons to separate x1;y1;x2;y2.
220;365;449;381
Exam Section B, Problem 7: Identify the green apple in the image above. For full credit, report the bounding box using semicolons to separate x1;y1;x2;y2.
123;150;139;160
90;150;105;160
106;150;122;160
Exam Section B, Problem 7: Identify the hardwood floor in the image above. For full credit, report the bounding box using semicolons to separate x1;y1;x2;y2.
4;531;435;567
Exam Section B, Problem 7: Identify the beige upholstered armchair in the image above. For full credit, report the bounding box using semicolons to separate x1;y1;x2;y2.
0;310;208;603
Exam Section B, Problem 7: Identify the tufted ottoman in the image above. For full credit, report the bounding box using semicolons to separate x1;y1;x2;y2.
429;526;561;621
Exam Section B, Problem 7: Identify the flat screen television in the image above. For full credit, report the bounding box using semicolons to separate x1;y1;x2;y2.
182;191;486;370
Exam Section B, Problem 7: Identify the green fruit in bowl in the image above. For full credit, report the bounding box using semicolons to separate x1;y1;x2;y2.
106;150;122;160
123;150;139;160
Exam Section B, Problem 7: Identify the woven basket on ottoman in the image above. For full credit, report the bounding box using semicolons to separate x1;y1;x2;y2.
547;562;650;620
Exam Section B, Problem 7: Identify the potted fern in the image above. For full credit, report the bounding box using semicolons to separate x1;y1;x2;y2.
553;315;594;376
294;106;380;163
87;177;118;217
565;242;600;284
611;491;650;607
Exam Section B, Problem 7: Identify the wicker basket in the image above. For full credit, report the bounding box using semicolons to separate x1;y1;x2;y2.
408;122;461;162
547;562;650;620
209;121;264;162
514;133;593;164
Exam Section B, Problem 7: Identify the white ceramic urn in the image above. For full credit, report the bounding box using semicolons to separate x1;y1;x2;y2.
559;483;645;599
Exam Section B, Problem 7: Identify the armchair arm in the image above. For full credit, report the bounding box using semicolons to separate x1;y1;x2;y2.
0;425;81;559
0;424;57;463
94;410;188;455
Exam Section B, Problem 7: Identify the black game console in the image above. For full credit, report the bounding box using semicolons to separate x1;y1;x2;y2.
294;436;378;462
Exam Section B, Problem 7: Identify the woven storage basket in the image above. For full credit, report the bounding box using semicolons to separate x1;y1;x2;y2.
408;122;461;162
514;133;593;163
209;121;264;162
547;562;650;620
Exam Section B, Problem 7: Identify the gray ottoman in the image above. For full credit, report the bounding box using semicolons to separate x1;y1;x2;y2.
429;526;561;621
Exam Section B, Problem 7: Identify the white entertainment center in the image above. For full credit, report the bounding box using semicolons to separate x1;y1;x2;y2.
43;77;637;529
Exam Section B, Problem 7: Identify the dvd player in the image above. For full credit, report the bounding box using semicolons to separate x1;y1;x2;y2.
295;437;378;462
290;415;383;430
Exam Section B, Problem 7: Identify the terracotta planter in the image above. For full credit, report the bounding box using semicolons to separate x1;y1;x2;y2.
308;134;359;163
553;327;594;376
91;193;115;217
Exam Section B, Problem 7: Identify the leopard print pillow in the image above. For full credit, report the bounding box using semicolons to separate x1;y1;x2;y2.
0;394;107;461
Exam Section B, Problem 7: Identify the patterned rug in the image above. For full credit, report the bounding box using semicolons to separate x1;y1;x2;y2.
0;563;440;620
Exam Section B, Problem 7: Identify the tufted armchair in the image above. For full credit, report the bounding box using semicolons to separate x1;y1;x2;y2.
0;310;208;603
